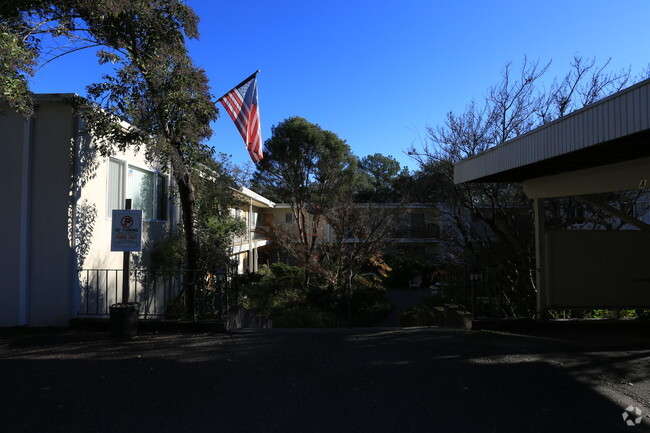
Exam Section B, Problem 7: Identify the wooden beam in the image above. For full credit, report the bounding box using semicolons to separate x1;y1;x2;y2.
576;195;650;231
523;156;650;199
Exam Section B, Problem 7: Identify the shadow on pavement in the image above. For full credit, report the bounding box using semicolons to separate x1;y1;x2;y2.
0;326;648;433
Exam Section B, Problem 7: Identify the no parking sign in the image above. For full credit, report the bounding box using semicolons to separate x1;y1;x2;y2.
111;209;143;252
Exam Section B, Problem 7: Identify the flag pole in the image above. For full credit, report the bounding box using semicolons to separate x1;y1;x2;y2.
217;70;260;101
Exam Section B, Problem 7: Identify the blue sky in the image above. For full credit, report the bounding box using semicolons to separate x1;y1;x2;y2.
29;0;650;172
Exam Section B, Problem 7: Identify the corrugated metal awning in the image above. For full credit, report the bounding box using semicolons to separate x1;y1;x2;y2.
454;78;650;184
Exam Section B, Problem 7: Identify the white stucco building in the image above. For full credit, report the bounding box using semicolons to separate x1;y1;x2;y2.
1;94;183;325
1;94;272;326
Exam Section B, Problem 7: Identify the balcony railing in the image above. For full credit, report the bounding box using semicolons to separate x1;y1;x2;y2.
392;223;440;239
232;227;271;246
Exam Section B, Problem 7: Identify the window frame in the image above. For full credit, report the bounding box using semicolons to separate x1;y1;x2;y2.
106;157;169;222
107;157;126;219
156;172;169;222
127;163;156;220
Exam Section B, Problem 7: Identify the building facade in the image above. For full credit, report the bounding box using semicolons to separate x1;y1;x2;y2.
1;94;443;326
1;94;179;325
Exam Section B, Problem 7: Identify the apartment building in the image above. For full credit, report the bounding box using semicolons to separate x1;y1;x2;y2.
1;94;443;326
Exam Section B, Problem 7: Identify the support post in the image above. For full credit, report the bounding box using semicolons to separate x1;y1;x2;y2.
122;199;132;304
248;198;254;273
534;198;549;321
470;271;477;320
18;117;33;325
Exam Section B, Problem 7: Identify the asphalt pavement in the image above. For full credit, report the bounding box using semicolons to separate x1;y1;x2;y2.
1;325;649;433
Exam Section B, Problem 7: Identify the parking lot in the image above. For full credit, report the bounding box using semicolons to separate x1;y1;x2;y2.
1;324;649;432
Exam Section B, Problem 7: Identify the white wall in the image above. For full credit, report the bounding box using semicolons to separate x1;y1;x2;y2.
79;143;172;271
0;97;176;326
0;108;30;325
28;102;79;325
0;100;78;326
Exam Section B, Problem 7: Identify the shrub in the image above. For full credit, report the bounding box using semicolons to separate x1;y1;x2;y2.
383;250;434;288
635;309;650;319
350;297;392;326
237;265;392;327
238;264;305;316
269;262;304;287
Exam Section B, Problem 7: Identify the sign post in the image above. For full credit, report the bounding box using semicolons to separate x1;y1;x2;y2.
110;200;142;339
122;230;130;305
111;200;142;304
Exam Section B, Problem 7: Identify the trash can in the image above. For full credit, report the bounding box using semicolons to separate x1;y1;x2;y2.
110;303;140;339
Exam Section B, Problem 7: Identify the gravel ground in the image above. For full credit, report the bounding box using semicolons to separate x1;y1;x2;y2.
0;325;649;433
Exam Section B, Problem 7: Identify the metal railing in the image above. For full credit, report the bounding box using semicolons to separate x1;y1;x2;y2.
392;224;440;239
232;227;270;246
77;268;224;319
432;265;535;319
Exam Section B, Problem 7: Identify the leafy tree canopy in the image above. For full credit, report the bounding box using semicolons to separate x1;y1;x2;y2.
252;116;359;210
252;116;360;287
355;153;404;202
1;0;200;115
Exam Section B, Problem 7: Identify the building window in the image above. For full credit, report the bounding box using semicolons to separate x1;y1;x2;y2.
263;213;275;227
128;165;155;220
107;159;168;221
285;212;296;224
410;213;425;237
107;158;125;217
156;173;168;221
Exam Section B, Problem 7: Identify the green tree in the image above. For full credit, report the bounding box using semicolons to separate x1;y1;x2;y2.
355;153;403;202
1;0;225;315
321;198;398;292
193;154;247;271
252;116;359;288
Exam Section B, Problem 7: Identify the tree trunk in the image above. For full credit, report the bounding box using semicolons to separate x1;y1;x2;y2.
302;265;311;290
172;153;199;317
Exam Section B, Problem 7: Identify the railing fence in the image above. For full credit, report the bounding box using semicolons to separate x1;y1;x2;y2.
77;268;235;320
432;265;535;318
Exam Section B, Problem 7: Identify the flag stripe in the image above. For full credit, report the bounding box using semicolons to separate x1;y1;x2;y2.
222;93;248;138
247;104;262;162
218;74;263;163
222;92;247;135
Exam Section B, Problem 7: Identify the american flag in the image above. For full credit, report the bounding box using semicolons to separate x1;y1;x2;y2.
218;72;263;163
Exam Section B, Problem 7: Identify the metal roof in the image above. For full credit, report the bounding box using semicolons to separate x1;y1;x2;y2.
454;78;650;184
233;185;276;208
34;93;78;102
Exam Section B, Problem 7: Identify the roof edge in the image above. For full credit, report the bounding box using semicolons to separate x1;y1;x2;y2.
454;76;650;167
34;93;80;103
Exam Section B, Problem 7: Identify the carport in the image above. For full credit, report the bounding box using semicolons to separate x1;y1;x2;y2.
454;78;650;319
